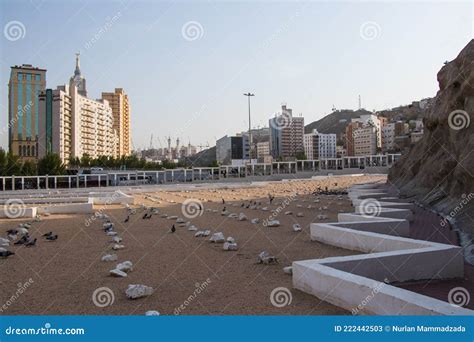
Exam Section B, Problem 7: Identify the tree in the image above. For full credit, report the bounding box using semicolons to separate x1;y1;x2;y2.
21;160;37;176
80;154;91;167
37;153;65;175
0;149;7;176
6;152;22;175
295;152;307;160
68;156;80;168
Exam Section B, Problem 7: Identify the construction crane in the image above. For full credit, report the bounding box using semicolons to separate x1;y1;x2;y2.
196;142;210;152
149;134;154;150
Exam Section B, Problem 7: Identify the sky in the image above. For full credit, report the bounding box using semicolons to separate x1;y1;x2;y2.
0;0;472;151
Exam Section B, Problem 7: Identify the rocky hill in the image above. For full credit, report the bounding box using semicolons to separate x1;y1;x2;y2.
388;39;474;240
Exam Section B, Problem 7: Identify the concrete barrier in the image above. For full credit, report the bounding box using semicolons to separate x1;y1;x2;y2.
293;182;473;315
37;203;94;214
88;190;135;205
0;207;37;218
293;261;472;315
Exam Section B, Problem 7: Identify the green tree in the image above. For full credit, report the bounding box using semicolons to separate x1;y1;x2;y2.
295;152;307;160
21;160;37;176
68;156;80;168
80;154;91;167
37;153;65;175
0;149;7;175
6;152;22;175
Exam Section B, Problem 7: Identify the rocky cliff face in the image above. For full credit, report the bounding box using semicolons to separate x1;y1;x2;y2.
388;40;474;238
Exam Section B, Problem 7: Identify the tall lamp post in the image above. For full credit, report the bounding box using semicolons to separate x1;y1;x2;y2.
243;92;255;160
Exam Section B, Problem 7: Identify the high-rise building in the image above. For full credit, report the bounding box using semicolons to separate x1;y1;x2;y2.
269;104;304;160
345;121;362;157
256;141;270;159
353;126;377;156
101;88;131;157
38;85;73;162
8;64;46;160
38;55;118;162
381;123;396;152
216;135;249;164
304;129;337;160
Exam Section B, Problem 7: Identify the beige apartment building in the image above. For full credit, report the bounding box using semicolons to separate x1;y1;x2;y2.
8;64;47;161
269;104;304;160
38;54;118;162
101;88;131;157
353;126;377;156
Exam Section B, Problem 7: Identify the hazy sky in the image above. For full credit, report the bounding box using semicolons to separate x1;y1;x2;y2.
0;0;472;150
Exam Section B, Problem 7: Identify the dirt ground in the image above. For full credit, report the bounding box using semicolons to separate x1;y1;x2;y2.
0;175;384;315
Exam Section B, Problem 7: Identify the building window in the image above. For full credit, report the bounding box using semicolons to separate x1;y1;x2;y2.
32;146;35;157
17;73;22;81
35;74;41;81
27;145;31;156
26;74;32;81
23;145;27;156
18;145;22;156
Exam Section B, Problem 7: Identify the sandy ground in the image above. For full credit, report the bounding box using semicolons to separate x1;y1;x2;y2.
0;175;385;315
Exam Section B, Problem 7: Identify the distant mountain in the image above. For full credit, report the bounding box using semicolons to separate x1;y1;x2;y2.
304;109;372;135
183;146;216;167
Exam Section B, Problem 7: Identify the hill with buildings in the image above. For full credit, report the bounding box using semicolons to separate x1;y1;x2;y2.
304;109;372;135
389;39;474;238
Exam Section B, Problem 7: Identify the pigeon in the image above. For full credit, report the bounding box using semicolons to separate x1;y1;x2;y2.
6;229;18;235
25;238;37;247
14;235;29;245
42;232;53;237
124;216;129;223
142;213;148;219
222;198;225;204
45;234;58;241
0;250;14;258
170;224;176;233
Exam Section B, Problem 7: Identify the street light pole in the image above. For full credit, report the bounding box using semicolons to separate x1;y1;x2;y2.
243;92;255;160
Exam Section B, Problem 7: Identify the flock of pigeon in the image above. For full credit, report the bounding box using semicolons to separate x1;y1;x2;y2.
139;182;348;265
0;218;58;259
